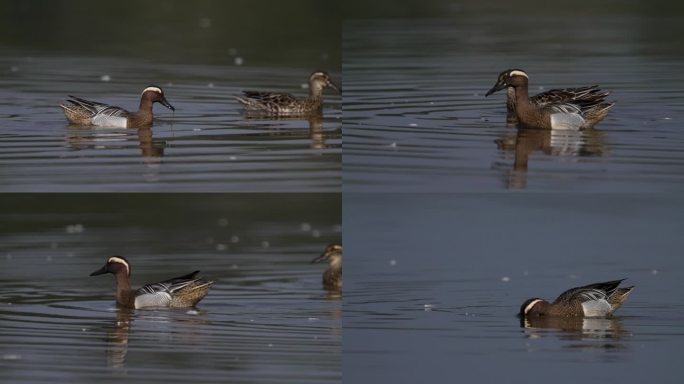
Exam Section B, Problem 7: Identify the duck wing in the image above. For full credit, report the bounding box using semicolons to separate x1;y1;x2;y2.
66;96;129;117
136;270;203;296
553;279;625;304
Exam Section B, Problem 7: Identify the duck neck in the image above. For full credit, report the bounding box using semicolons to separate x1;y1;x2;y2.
308;82;324;100
512;83;534;123
139;97;154;113
115;272;133;306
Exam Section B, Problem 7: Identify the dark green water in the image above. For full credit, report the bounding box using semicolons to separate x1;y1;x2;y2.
0;0;341;192
0;194;341;384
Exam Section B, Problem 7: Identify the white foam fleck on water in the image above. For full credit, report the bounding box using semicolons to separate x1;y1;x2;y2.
409;123;417;127
501;276;510;282
100;74;111;82
230;235;240;243
261;241;270;248
424;304;433;311
389;259;397;266
199;18;212;29
651;269;659;275
301;223;312;231
216;244;227;251
229;156;237;160
308;317;318;321
2;354;21;360
234;57;244;66
10;66;19;73
208;83;214;88
186;309;199;315
66;224;85;234
312;230;321;238
390;142;397;148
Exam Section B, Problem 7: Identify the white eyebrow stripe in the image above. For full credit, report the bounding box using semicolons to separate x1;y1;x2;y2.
108;256;130;275
509;70;528;78
524;299;543;314
142;86;163;95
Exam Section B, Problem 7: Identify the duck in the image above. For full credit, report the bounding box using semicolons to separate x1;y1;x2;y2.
311;243;342;290
235;71;339;116
486;69;614;130
89;255;213;309
60;86;175;128
520;279;634;318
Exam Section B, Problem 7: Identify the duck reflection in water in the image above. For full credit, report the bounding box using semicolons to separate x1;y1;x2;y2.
495;127;607;189
521;315;630;353
239;114;334;150
65;127;166;158
105;306;212;368
106;306;133;368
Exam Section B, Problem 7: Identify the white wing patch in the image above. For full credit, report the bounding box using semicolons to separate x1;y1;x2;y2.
135;292;172;308
92;114;128;128
581;299;612;317
580;289;612;317
550;113;584;130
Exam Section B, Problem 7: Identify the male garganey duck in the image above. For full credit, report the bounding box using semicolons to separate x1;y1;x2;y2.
486;69;614;130
90;255;213;309
520;279;633;318
60;86;175;128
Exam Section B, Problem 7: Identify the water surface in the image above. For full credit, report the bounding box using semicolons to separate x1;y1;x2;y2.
0;1;341;192
343;13;684;191
0;194;341;384
344;193;684;383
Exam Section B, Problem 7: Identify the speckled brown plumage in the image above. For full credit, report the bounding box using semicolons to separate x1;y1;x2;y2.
311;243;342;291
236;71;339;116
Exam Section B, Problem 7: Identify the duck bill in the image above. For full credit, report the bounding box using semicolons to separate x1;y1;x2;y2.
311;252;328;264
89;265;108;276
485;82;507;97
160;97;175;111
327;80;341;93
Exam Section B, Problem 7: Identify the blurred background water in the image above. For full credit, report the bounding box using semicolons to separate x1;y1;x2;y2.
0;0;341;192
0;193;341;384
